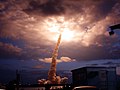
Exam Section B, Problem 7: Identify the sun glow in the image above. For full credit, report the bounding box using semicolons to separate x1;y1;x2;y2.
44;16;76;42
62;30;75;41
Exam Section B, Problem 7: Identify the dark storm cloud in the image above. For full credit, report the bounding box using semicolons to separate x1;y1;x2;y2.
98;0;117;15
0;0;120;61
24;0;65;16
24;0;117;20
62;0;117;23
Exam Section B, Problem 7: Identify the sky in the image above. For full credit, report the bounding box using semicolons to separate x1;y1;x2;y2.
0;0;120;84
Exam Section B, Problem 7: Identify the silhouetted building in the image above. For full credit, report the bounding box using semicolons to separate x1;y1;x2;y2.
16;70;20;90
71;66;117;90
6;70;21;90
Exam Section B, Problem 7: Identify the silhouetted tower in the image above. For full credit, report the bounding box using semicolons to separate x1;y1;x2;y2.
16;70;20;90
48;34;61;84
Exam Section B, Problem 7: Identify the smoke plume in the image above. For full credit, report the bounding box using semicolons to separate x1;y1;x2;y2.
48;34;61;84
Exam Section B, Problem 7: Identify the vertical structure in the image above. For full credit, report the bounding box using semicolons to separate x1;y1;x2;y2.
16;70;20;90
48;34;62;84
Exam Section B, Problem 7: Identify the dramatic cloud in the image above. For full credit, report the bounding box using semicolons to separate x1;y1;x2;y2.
0;42;22;59
0;0;120;61
25;0;65;16
39;57;76;63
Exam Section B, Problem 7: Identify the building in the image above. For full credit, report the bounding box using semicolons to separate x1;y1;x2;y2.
71;66;117;90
